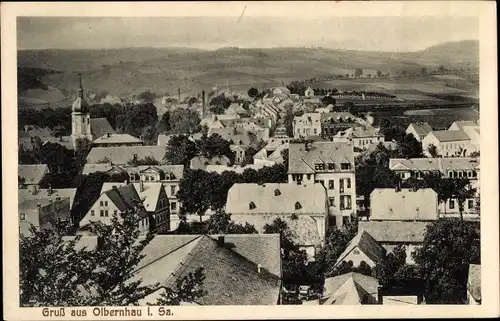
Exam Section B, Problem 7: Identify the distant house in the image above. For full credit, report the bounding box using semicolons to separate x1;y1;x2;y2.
79;183;170;235
208;127;255;146
190;155;231;170
18;186;77;210
422;130;476;157
226;183;329;260
86;146;166;165
358;221;429;264
19;197;71;237
321;272;379;305
304;87;315;97
405;123;433;142
205;164;268;175
333;126;384;150
369;188;439;221
293;113;322;138
272;87;291;95
18;164;50;190
334;230;386;269
320;112;362;137
230;145;249;164
134;234;282;305
92;133;144;147
253;141;289;167
467;264;481;305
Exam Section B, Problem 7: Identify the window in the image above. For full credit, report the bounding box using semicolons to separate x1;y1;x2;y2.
113;210;117;216
341;163;350;170
274;189;281;196
458;171;463;178
328;197;335;207
105;210;109;217
328;180;334;190
104;201;108;206
307;174;311;180
472;171;477;178
295;202;302;210
343;216;350;225
100;210;104;217
171;202;177;210
91;210;95;216
171;186;176;196
328;163;335;170
346;178;351;189
249;202;256;210
447;171;453;178
449;199;455;209
340;179;345;193
467;171;472;178
340;196;352;210
100;201;103;206
353;249;360;255
313;128;317;134
315;163;325;171
468;199;474;209
20;213;26;221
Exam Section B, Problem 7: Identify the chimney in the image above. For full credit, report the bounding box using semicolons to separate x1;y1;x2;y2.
202;90;206;118
139;180;145;193
217;235;225;246
48;184;53;196
178;88;181;103
257;264;262;274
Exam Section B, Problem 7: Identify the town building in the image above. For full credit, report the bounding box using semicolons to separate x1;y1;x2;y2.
226;183;328;260
304;87;315;97
422;120;480;157
334;230;386;269
18;164;50;190
206;164;267;175
86;146;167;165
190;155;231;170
321;272;379;305
253;141;289;167
332;126;385;150
320;112;362;137
377;279;426;305
293;113;321;138
18;186;77;210
405;122;433;142
92;133;144;147
467;264;481;305
134;234;282;305
19;197;71;237
288;141;356;227
79;183;170;235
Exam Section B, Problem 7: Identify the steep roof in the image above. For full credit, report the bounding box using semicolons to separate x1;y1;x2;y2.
19;188;77;209
450;120;479;131
102;184;148;217
101;182;164;212
126;165;185;180
335;230;385;267
288;141;355;174
370;188;438;221
86;146;166;165
408;123;433;137
429;130;471;142
358;221;429;244
467;264;481;302
208;127;253;145
134;234;281;305
18;164;49;185
93;133;143;144
322;272;379;305
293;113;321;125
338;126;383;138
440;157;480;171
90;117;115;138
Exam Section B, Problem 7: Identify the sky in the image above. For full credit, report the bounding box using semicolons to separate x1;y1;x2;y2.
17;16;478;52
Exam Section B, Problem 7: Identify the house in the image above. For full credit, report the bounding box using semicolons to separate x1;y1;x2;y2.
333;126;385;150
467;264;481;305
405;123;433;142
226;183;328;260
422;130;478;157
320;112;362;137
231;144;249;164
315;106;333;114
321;272;379;305
288;141;356;227
18;186;78;210
79;183;170;235
134;234;282;305
389;157;480;182
201;114;240;131
334;230;386;269
19;197;71;237
208;127;255;146
18;164;50;189
293;113;322;138
92;133;144;147
272;87;291;95
86;146;166;165
190;155;231;170
206;164;267;175
304;87;315;97
253;141;289;166
81;164;184;215
358;221;429;264
369;188;439;221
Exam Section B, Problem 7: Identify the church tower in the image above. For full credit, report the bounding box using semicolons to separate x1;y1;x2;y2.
71;74;92;145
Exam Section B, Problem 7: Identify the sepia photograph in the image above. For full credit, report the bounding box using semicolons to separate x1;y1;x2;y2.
2;1;499;319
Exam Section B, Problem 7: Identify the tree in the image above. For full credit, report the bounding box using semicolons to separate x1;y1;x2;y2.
413;219;480;304
321;95;336;106
209;95;231;112
195;134;235;162
20;211;207;306
438;65;445;73
428;144;439;157
137;90;157;103
209;105;225;115
169;109;201;135
164;135;198;167
154;268;206;305
376;70;382;78
452;178;477;221
372;244;406;280
205;209;257;234
158;111;171;133
38;142;75;174
141;125;158;145
241;146;258;166
399;134;423;158
354;68;363;78
247;87;259;98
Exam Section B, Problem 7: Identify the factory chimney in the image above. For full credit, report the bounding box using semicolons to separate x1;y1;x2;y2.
178;88;181;103
202;90;206;118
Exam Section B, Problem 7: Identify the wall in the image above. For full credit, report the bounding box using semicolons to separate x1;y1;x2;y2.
336;246;376;268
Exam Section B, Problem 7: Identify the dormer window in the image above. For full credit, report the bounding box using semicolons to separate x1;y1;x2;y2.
249;202;256;210
341;163;351;170
328;163;335;170
274;189;281;196
295;202;302;210
314;163;325;171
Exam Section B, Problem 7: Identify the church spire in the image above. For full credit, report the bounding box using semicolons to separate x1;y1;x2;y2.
77;73;84;98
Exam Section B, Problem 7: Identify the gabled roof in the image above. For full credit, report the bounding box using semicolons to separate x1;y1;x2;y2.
134;234;281;305
370;188;438;221
428;130;471;142
90;117;115;138
358;221;429;243
322;272;379;305
19;188;77;209
467;264;481;302
18;164;49;185
389;157;480;172
102;184;148;217
126;165;185;180
208;127;253;146
335;230;385;267
450;120;479;131
407;123;433;137
86;146;166;165
288;142;355;174
93;133;143;144
101;182;164;212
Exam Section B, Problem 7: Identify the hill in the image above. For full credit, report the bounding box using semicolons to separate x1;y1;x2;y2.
17;40;479;105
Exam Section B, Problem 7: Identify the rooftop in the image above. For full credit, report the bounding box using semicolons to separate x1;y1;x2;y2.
101;182;164;212
370;188;438;221
429;130;471;142
335;230;385;267
18;164;49;185
358;221;430;244
288;141;355;174
93;133;143;144
408;122;433;137
322;272;379;305
86;146;166;165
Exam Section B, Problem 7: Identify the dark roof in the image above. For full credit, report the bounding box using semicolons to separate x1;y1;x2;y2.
104;184;148;217
288;141;355;174
90;117;115;138
335;230;385;267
